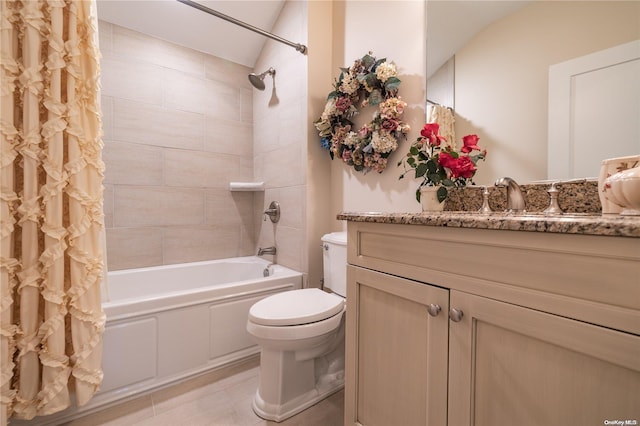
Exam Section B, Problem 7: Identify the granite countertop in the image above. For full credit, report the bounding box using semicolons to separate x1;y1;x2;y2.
337;211;640;238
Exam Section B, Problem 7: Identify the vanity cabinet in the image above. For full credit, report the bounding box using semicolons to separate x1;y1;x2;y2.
344;221;640;426
345;265;449;426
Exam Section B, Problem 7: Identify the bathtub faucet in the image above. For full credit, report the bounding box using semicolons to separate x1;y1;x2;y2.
258;246;276;256
263;263;275;277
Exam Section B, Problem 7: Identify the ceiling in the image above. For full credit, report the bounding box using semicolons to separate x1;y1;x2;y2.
97;1;530;76
427;1;531;78
96;0;286;68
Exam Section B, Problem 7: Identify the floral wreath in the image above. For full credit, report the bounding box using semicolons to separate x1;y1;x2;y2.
314;52;410;173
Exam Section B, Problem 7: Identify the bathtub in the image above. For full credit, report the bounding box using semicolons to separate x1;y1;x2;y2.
22;257;303;425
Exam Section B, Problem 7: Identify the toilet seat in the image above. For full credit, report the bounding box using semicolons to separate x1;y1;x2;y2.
249;288;344;326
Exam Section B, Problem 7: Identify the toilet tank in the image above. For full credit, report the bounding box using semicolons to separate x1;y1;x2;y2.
321;232;347;297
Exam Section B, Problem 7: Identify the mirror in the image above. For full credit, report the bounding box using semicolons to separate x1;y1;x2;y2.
426;1;640;185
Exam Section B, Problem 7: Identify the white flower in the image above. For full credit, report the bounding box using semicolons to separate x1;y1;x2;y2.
342;131;359;147
340;72;360;95
375;62;397;83
371;131;397;153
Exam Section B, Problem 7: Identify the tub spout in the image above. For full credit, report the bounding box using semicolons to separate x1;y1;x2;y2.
495;177;526;212
263;263;275;277
258;246;276;256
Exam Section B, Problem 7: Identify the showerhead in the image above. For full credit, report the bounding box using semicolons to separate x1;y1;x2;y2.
248;67;276;90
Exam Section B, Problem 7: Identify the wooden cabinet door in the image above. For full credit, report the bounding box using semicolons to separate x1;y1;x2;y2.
345;265;449;426
448;290;640;425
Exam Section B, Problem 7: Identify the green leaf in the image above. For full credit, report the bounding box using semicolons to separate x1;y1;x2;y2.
374;58;387;69
442;178;455;187
327;91;338;100
416;188;421;203
362;54;375;69
407;157;415;166
385;76;401;91
364;73;379;88
437;186;448;203
427;172;441;184
409;146;419;155
426;159;437;174
415;163;428;178
368;89;383;106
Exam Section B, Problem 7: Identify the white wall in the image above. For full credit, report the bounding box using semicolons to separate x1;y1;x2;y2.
330;1;427;223
454;1;640;185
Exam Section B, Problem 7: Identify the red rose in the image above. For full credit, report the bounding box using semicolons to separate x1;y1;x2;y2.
438;151;456;169
461;134;481;153
438;153;477;179
420;123;446;147
451;156;477;179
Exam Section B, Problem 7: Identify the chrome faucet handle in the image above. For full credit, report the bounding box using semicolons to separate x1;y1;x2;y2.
263;201;280;223
478;186;492;214
543;182;563;215
494;177;526;212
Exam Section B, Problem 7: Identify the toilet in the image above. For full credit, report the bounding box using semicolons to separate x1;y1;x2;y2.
246;231;347;422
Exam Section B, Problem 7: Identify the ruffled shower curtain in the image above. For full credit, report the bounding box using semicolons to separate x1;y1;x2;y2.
1;0;105;421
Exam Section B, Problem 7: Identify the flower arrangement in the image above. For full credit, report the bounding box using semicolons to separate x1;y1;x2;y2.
398;123;487;202
314;52;410;173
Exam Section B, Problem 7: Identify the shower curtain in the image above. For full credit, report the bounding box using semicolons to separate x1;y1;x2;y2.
0;0;105;421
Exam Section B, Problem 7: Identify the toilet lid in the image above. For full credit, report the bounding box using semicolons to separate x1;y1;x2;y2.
249;288;344;326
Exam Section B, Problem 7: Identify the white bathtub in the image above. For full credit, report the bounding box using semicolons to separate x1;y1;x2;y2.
21;257;302;425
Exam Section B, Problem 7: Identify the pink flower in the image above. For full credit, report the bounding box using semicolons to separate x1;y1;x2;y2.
381;119;399;132
461;134;481;153
335;97;352;112
358;124;372;138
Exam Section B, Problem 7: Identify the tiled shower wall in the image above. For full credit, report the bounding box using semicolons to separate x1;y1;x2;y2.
253;0;308;276
99;21;256;271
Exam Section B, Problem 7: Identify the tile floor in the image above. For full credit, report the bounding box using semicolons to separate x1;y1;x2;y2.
61;356;344;426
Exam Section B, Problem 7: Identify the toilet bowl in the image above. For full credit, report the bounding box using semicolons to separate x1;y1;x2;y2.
246;232;347;422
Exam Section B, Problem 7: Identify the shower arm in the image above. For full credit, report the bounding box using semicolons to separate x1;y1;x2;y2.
176;0;308;55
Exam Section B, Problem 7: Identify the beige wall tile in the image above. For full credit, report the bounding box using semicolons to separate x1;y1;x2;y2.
103;184;114;228
240;87;253;124
277;185;305;229
205;190;253;229
204;55;252;89
100;96;113;141
114;186;205;227
106;228;163;271
112;25;205;77
255;144;304;187
253;113;280;155
97;20;113;55
163;149;251;189
112;98;204;150
274;225;304;272
100;54;163;105
163;69;241;120
204;117;252;157
103;140;163;185
162;226;240;265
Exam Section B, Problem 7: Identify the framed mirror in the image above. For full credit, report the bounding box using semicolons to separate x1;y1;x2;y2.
426;1;640;185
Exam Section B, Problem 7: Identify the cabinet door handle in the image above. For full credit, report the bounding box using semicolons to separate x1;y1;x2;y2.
427;304;441;317
449;308;464;322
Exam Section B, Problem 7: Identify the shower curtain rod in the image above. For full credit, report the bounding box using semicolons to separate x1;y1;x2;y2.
176;0;308;55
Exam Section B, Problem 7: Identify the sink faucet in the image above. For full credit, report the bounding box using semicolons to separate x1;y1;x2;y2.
495;177;526;212
258;246;276;256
